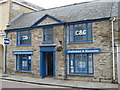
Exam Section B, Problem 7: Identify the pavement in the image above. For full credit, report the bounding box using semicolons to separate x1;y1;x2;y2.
0;71;119;90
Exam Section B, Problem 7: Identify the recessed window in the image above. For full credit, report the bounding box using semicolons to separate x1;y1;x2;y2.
69;53;94;75
43;27;54;42
69;23;93;43
16;55;31;72
17;30;31;46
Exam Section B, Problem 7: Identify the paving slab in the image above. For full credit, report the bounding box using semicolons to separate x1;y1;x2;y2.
0;73;119;89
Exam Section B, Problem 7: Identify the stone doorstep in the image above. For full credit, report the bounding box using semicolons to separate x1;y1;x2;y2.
0;74;119;89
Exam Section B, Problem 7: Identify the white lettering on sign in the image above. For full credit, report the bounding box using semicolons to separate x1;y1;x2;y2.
75;30;86;36
5;41;9;43
22;35;28;40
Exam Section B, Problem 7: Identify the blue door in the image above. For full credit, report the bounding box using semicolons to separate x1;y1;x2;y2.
40;46;56;78
40;52;46;78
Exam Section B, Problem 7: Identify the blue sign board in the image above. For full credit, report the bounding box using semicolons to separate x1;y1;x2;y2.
66;49;101;54
12;51;34;55
4;38;10;45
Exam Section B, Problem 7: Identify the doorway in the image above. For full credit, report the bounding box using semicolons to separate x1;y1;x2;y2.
45;52;53;77
40;46;56;78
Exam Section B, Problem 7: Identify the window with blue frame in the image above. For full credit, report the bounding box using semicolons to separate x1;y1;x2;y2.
69;53;94;75
16;55;31;71
43;27;54;42
17;30;31;45
69;23;93;42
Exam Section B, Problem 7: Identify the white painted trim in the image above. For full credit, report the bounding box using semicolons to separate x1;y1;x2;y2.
0;0;39;11
0;0;8;4
111;17;116;81
12;0;38;11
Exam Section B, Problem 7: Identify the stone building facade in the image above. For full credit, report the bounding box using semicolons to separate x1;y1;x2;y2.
0;0;43;71
5;0;120;84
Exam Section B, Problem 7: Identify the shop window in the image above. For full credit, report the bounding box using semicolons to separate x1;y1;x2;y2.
69;53;94;75
17;30;31;46
43;27;54;42
69;23;93;43
16;55;31;72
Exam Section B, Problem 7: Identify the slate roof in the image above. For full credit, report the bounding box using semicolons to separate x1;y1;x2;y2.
7;0;119;30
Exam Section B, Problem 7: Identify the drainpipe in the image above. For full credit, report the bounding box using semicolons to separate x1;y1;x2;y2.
111;17;116;81
63;23;67;80
4;32;8;74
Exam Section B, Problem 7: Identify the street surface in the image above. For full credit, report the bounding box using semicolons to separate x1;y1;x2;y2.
2;79;68;88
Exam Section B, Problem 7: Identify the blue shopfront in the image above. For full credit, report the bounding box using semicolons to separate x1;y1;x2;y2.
67;49;100;75
12;51;33;72
40;45;56;78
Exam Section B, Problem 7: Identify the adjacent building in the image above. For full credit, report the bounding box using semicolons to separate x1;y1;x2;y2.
5;0;120;84
0;0;43;71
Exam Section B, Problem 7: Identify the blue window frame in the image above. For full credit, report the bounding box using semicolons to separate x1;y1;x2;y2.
69;53;94;75
68;23;93;43
43;27;54;42
16;55;31;72
17;30;31;46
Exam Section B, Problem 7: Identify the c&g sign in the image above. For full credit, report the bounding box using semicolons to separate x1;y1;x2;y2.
75;30;86;36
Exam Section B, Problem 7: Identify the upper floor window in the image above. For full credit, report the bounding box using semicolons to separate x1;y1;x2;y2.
17;30;31;46
69;23;93;43
43;27;54;42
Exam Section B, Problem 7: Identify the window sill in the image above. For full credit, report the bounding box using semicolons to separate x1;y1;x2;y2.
68;74;94;77
68;41;93;44
42;42;54;44
16;70;31;73
16;44;32;46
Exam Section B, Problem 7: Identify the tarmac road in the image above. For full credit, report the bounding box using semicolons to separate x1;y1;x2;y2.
2;79;68;89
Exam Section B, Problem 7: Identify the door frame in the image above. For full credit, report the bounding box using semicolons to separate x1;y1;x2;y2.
40;46;56;78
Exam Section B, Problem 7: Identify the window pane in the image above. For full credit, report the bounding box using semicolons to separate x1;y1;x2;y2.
69;23;92;42
44;27;53;41
69;53;94;75
88;54;93;73
69;25;74;41
69;54;74;73
75;54;87;73
88;23;92;40
17;55;31;71
18;30;31;45
74;24;86;41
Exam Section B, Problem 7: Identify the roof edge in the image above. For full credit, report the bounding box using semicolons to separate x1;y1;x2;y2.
5;17;111;33
0;0;40;11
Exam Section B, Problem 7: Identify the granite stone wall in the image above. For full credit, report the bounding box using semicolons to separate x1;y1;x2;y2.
6;19;119;83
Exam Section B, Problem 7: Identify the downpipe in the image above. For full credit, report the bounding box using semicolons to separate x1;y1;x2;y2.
4;32;8;74
111;17;116;81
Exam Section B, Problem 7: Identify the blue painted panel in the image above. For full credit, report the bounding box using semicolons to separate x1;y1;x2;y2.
12;51;34;55
40;46;56;52
53;52;56;77
4;38;10;45
41;53;47;78
66;49;101;54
